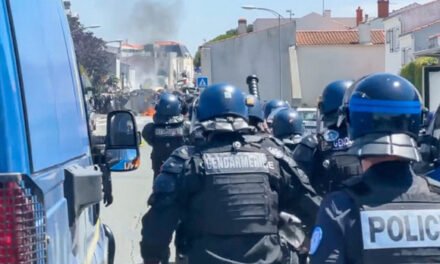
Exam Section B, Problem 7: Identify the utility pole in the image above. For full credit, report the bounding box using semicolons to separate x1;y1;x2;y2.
286;10;294;20
242;5;285;99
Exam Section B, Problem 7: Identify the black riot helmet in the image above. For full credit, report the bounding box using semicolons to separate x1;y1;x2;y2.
272;108;304;139
318;80;354;128
154;92;183;124
344;73;422;161
264;100;290;120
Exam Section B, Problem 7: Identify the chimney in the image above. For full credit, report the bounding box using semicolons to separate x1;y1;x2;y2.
364;14;369;23
323;9;332;17
359;23;371;45
378;0;389;18
356;7;363;26
238;18;247;35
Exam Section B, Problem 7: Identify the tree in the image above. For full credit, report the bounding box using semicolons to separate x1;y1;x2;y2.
194;49;202;68
400;57;439;93
193;25;255;67
67;15;112;90
194;26;252;67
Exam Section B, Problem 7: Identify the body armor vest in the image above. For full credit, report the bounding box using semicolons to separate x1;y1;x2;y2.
318;129;361;192
151;123;185;161
188;144;279;236
346;177;440;264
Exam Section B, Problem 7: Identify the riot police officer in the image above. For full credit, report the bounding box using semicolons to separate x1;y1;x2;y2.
264;99;290;128
247;95;267;133
310;73;440;264
293;80;361;195
272;108;304;152
142;92;188;178
140;84;319;264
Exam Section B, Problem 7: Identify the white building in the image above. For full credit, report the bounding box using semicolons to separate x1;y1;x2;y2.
384;0;440;74
291;29;385;106
120;41;194;90
201;3;387;106
253;11;356;32
201;22;296;101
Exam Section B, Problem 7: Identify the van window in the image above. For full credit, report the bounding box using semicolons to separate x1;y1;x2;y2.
9;0;89;171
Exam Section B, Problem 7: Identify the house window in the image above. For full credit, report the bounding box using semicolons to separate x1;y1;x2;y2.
386;30;391;44
387;27;400;53
429;37;439;49
402;47;412;65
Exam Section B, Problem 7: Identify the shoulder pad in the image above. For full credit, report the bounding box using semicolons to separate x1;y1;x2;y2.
426;177;440;194
153;173;177;194
243;134;265;144
299;135;318;149
292;142;315;163
266;146;296;168
270;136;284;147
266;146;284;159
161;156;186;174
170;145;194;160
341;175;364;187
142;123;155;140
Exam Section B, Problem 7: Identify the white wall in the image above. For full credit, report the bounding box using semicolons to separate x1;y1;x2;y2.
384;16;402;74
201;22;296;102
400;34;414;66
400;0;440;33
294;45;385;107
254;13;355;32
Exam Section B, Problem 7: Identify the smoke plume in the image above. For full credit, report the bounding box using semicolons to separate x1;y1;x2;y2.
97;0;184;44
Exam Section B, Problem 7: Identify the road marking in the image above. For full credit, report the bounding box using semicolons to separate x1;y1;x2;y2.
84;218;101;264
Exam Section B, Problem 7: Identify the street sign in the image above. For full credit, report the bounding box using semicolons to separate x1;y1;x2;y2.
197;76;209;88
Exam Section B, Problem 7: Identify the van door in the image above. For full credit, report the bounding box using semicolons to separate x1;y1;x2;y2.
7;0;104;263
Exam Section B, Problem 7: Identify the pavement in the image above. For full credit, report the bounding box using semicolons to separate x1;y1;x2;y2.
94;115;176;264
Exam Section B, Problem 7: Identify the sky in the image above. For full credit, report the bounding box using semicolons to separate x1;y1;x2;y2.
70;0;433;55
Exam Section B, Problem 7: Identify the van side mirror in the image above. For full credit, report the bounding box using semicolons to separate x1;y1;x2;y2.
105;111;140;172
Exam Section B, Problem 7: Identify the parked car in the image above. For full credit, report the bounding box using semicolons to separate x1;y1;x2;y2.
297;107;317;135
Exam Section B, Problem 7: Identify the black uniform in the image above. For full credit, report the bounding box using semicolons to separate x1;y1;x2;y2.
293;127;361;195
280;135;302;152
310;161;440;263
142;121;188;178
140;133;320;264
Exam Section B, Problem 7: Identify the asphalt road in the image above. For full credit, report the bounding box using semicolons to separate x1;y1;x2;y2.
96;115;176;264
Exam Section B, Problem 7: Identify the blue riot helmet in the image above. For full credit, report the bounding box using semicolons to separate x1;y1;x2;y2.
154;92;183;124
264;100;290;120
246;95;265;126
337;76;370;128
424;111;434;128
196;83;248;122
344;73;422;161
318;80;354;128
272;108;304;139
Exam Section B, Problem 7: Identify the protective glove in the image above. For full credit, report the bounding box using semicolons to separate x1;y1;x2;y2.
100;164;113;207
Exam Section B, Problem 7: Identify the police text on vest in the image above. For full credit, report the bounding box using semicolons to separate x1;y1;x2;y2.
361;210;440;249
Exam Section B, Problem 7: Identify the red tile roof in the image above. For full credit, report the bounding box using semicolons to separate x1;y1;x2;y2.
155;41;180;46
121;43;144;50
296;30;385;46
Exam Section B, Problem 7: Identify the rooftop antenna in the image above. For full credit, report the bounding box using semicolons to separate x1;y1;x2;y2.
322;0;325;15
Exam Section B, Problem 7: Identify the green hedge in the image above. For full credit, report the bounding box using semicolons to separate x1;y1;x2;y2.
400;57;439;94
